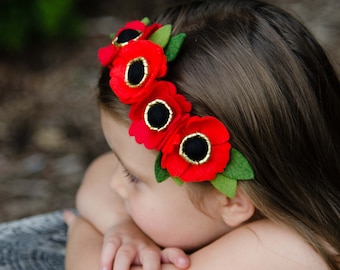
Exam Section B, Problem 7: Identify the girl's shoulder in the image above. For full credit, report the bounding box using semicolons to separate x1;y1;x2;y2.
188;219;328;270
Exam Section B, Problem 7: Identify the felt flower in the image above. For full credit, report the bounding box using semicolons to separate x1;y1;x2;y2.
114;20;161;46
109;40;167;104
161;116;231;182
129;81;192;150
98;19;161;67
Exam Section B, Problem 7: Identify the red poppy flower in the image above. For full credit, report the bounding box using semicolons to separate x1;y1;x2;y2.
109;40;167;104
161;116;231;182
128;81;192;150
98;20;161;67
114;20;161;46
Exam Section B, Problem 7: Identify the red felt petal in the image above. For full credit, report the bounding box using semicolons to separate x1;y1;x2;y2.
129;120;164;149
123;21;146;32
180;165;209;182
129;118;173;150
162;132;181;154
201;117;230;143
115;21;162;44
175;95;192;112
98;45;118;66
210;144;231;169
162;146;190;177
143;23;162;37
188;116;229;144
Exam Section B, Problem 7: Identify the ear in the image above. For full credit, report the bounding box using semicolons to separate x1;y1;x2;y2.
219;186;255;227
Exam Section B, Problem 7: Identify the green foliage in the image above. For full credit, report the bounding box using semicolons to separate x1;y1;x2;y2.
155;152;170;183
148;24;172;48
0;0;83;53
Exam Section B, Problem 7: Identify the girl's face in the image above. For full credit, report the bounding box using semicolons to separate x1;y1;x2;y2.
101;109;230;251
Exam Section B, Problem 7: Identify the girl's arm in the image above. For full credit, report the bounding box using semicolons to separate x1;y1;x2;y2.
64;211;103;270
132;220;328;270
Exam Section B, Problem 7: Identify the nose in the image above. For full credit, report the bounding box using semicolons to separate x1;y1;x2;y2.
110;169;128;199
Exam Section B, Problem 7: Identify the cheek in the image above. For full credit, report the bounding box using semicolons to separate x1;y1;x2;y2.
128;192;193;248
127;193;172;237
127;190;227;250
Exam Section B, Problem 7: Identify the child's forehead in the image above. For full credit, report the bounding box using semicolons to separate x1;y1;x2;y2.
102;110;157;173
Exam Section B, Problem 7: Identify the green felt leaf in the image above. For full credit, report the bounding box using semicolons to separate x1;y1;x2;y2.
148;24;172;48
211;174;237;198
165;33;186;62
141;17;150;25
223;148;254;180
154;152;170;183
109;33;115;39
172;177;184;186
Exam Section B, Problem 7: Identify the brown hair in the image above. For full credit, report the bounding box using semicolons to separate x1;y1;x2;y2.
98;0;340;268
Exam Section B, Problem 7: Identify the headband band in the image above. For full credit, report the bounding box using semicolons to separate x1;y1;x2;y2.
98;18;254;198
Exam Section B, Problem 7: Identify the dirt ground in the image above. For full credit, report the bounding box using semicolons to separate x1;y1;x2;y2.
0;0;339;222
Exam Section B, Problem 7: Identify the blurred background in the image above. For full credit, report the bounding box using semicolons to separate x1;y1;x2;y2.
0;0;339;222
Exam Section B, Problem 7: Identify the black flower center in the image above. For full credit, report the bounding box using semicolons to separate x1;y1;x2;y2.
126;57;147;87
145;100;172;131
115;29;142;45
180;133;211;164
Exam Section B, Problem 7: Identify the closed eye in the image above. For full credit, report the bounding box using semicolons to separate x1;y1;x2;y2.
123;168;140;184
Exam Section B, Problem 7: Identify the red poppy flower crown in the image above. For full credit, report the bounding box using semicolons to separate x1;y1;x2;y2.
98;18;254;198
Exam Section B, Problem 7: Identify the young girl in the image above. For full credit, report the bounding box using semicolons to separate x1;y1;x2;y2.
64;0;340;269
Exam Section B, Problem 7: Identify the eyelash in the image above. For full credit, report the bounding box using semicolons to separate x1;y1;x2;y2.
123;169;139;184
